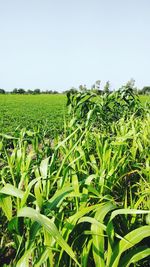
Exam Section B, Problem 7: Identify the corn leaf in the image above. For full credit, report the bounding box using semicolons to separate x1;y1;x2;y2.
110;226;150;267
18;207;80;266
0;194;12;220
0;183;24;198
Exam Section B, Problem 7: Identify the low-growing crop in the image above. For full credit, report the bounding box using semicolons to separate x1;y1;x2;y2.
0;94;67;135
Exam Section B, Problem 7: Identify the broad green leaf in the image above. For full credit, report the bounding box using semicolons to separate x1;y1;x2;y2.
107;208;150;266
110;226;150;267
34;248;50;267
43;228;55;267
27;221;41;249
8;217;24;235
18;207;80;266
0;141;3;150
34;180;43;210
0;184;24;198
85;174;97;185
72;174;79;195
67;203;104;226
0;194;12;220
44;186;73;213
91;202;115;267
109;208;150;222
21;177;41;207
85;109;94;126
120;246;150;267
40;157;49;179
0;133;18;139
78;216;106;231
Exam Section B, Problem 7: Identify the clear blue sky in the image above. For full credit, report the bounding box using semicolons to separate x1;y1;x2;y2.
0;0;150;91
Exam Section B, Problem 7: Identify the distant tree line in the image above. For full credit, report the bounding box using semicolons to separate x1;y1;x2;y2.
0;80;150;95
0;88;59;94
138;86;150;95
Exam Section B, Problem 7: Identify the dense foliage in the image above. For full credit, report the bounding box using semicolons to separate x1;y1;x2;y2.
0;88;150;266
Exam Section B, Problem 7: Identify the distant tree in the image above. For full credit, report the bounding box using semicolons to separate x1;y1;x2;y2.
43;90;48;94
12;88;18;94
53;90;59;94
93;80;102;94
90;80;102;94
79;84;87;92
18;88;25;94
79;85;83;91
68;87;78;94
95;80;101;90
104;81;110;94
126;78;135;88
142;86;150;95
63;87;78;95
34;89;41;94
91;84;95;90
27;89;33;94
0;88;5;94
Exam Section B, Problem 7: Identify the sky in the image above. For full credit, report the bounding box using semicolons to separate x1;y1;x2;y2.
0;0;150;92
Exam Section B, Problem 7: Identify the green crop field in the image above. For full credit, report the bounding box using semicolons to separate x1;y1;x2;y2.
0;94;149;135
0;89;150;266
139;94;150;104
0;94;67;135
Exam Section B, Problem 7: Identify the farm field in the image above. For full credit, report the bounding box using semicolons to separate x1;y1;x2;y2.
139;94;150;105
0;89;150;266
0;94;150;134
0;94;67;135
0;94;149;135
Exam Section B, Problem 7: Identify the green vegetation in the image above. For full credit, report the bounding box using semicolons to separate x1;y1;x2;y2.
0;87;150;266
0;94;67;135
0;93;149;135
139;94;150;105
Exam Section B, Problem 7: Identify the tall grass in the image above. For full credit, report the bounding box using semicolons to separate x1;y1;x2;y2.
0;86;150;266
